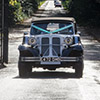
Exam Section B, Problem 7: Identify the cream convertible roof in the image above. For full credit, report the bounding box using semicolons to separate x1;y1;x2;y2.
31;17;76;24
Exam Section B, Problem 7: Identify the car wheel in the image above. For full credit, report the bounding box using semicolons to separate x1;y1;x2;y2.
18;61;32;77
75;59;84;78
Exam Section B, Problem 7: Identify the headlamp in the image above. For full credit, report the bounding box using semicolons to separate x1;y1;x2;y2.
64;37;73;45
28;37;36;45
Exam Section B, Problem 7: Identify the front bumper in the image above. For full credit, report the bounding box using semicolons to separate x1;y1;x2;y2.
20;57;81;63
55;5;61;7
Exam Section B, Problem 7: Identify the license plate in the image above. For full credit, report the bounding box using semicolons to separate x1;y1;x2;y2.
41;61;61;65
41;57;60;62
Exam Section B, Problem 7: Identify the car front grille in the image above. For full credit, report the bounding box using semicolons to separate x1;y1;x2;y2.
41;37;60;56
52;37;60;56
41;37;49;56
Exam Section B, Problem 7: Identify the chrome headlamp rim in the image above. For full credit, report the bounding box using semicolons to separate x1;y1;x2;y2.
28;37;36;45
64;36;73;45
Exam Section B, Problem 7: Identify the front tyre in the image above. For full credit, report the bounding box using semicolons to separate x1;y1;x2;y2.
18;61;32;77
75;59;84;78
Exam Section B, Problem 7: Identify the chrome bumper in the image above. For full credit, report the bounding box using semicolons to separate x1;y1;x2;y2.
20;57;81;62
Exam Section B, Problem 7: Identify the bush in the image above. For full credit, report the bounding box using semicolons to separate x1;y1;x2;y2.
8;0;39;26
8;0;45;26
62;0;100;26
13;2;25;22
9;0;26;25
20;0;38;16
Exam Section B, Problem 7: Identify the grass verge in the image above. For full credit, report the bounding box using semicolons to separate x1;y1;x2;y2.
38;0;46;8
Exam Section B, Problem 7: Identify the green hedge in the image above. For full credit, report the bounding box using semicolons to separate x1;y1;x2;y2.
62;0;100;26
8;0;45;26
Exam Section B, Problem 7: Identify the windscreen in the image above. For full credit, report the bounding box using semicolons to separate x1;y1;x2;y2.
30;22;73;35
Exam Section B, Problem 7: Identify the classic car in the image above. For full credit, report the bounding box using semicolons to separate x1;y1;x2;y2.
54;1;62;7
18;17;84;78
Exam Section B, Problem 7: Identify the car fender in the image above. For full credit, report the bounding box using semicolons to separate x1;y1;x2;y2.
18;45;39;57
62;44;83;57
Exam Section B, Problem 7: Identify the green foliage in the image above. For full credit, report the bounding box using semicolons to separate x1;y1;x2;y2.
8;0;27;25
62;0;100;26
8;0;45;26
19;0;38;16
13;2;25;22
38;0;46;8
62;0;71;10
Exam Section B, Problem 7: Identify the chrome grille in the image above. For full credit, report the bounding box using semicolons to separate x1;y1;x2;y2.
52;37;60;56
41;38;49;56
41;37;60;56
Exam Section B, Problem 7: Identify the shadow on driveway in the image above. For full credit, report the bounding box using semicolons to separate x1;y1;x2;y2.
0;64;6;69
14;71;79;79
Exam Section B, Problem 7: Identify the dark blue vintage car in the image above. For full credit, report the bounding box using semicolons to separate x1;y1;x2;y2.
18;17;84;78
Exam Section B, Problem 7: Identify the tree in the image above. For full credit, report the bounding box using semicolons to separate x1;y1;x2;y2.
65;0;100;25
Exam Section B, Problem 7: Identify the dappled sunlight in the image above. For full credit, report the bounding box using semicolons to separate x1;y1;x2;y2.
78;26;100;62
83;37;100;61
0;0;100;100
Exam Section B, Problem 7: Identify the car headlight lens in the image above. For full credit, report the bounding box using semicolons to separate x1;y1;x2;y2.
64;37;73;45
28;37;36;45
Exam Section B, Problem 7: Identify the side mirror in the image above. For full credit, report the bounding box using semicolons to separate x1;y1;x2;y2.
77;31;81;35
24;32;28;35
